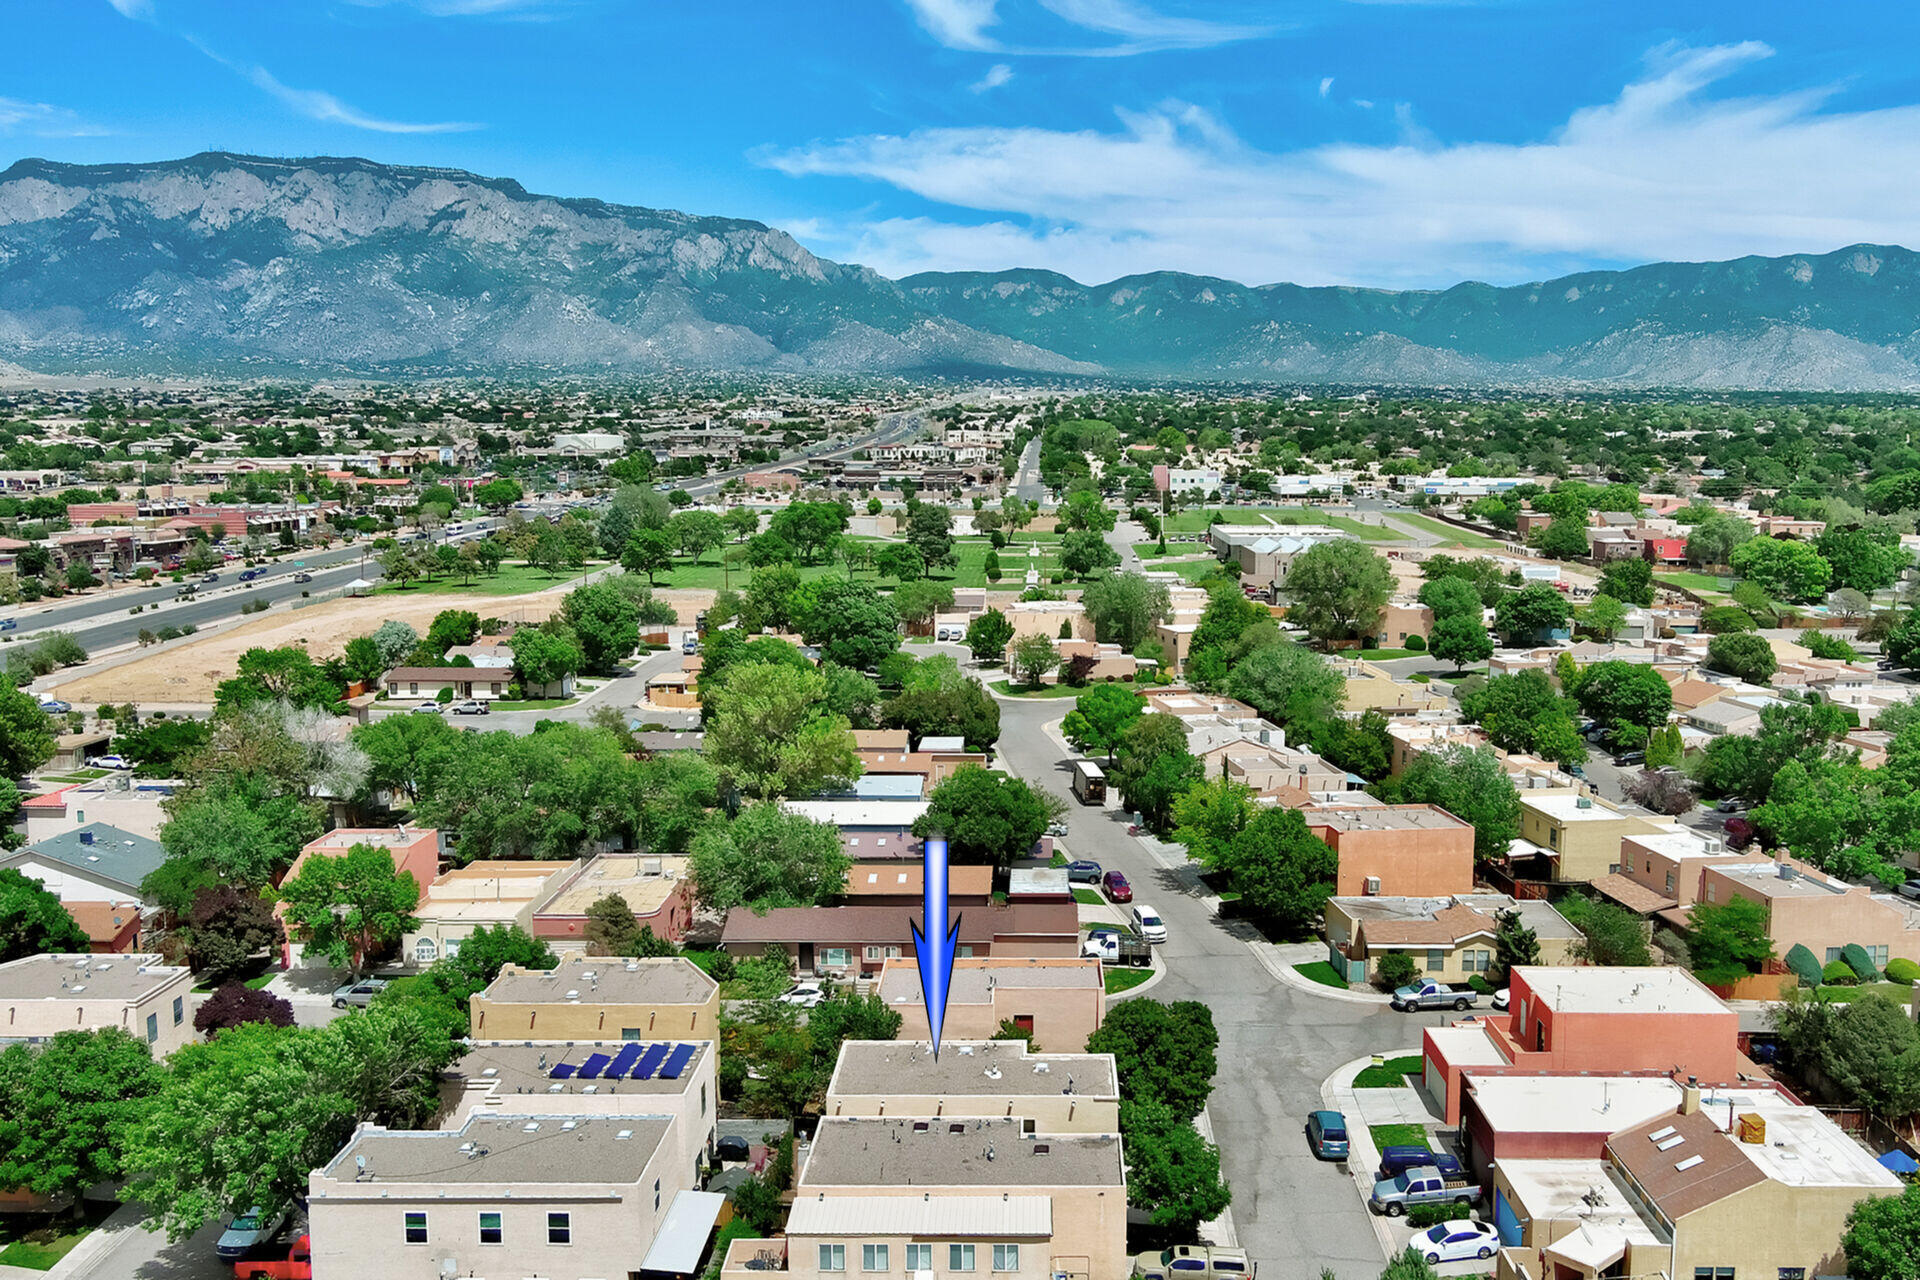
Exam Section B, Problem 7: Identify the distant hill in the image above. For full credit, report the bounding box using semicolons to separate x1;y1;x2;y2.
0;152;1916;389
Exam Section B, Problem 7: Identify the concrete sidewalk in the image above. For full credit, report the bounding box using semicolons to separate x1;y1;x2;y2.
0;1200;145;1280
1253;941;1393;1005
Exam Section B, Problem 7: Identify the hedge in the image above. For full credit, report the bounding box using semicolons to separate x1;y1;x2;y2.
1785;943;1824;988
1821;959;1858;986
1406;1203;1465;1229
1404;634;1426;652
1841;943;1882;983
1887;957;1920;985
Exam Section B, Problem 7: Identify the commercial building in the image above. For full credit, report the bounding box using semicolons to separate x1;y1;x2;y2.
825;1040;1120;1133
1323;894;1578;985
877;957;1105;1051
720;903;1079;978
0;952;196;1054
531;854;696;949
1307;805;1476;899
469;956;721;1042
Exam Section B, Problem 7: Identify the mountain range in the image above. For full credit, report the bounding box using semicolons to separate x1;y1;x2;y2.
0;152;1917;390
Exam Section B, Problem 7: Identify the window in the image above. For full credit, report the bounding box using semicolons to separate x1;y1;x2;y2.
145;1012;158;1043
864;1245;890;1271
444;939;461;959
701;1083;708;1115
956;946;974;958
1464;950;1490;972
906;1245;933;1272
1426;949;1445;969
819;1245;846;1272
414;938;438;963
1666;870;1676;893
864;945;885;960
993;1245;1020;1272
404;1212;428;1244
1826;947;1844;963
479;1211;502;1244
822;948;852;968
1873;946;1890;967
623;1027;643;1041
1777;1270;1805;1280
950;1245;976;1272
547;1212;571;1245
1548;827;1559;849
1691;1270;1734;1280
172;996;184;1025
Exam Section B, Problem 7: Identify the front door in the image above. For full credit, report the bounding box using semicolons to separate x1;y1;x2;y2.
799;943;814;973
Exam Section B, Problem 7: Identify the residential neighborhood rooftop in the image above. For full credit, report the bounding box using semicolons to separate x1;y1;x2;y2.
477;957;717;1006
0;952;189;1001
829;1040;1118;1099
879;956;1102;1007
1467;1074;1684;1134
449;1039;709;1103
1518;965;1729;1015
800;1117;1125;1189
786;1193;1053;1238
316;1114;672;1187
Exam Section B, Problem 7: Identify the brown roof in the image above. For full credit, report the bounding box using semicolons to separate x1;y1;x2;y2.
61;900;141;946
842;864;994;899
385;666;493;684
1607;1107;1764;1220
1360;903;1497;948
853;730;911;751
1667;679;1727;710
720;902;1077;948
1589;872;1678;916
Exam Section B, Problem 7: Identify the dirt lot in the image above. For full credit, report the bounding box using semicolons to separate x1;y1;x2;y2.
53;585;715;707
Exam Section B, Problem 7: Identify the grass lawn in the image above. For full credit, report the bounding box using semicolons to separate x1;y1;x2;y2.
193;971;279;994
1368;1123;1431;1152
1657;571;1737;593
376;561;599;597
1292;961;1350;990
989;679;1145;699
489;697;577;711
1354;647;1424;660
1391;512;1506;550
0;1201;117;1270
1813;982;1912;1004
1355;1055;1425;1089
1106;968;1154;995
1072;888;1104;906
1131;543;1218;560
680;948;728;975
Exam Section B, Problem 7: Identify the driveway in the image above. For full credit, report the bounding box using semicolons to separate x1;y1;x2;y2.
990;690;1427;1280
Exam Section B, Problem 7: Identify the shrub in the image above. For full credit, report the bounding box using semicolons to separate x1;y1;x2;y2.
1822;959;1858;986
1701;606;1756;634
1885;957;1920;985
1784;943;1824;988
1404;634;1426;652
436;687;454;704
1841;943;1883;983
1406;1203;1460;1229
1375;952;1419;990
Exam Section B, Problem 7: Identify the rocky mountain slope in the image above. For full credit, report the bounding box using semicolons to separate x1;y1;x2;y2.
1;152;1915;389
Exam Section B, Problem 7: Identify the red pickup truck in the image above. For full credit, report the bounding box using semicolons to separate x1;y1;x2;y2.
233;1235;311;1280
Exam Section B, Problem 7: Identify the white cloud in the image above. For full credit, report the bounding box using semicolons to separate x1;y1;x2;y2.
0;97;111;137
340;0;572;16
763;41;1920;288
243;65;480;133
971;63;1015;93
105;0;153;18
1318;76;1334;98
903;0;1269;56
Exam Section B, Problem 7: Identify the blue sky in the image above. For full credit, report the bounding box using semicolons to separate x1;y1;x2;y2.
5;0;1919;288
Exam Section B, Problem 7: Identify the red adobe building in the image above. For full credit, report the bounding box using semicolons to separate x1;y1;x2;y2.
276;826;444;966
1642;535;1687;565
1421;966;1740;1125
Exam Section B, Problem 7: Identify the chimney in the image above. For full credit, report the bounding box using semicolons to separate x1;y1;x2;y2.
1680;1078;1701;1115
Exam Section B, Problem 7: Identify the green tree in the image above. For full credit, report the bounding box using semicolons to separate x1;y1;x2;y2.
796;579;902;671
1122;1102;1233;1233
0;1028;162;1207
155;776;324;897
1701;605;1757;634
380;546;420;588
473;477;523;509
1416;575;1481;621
1060;529;1120;579
903;503;955;570
1688;896;1775;985
1281;541;1393;645
1082;572;1172;651
1685;510;1753;568
1061;685;1145;763
1595;558;1655;606
423;608;481;658
341;635;389;687
0;868;88;962
965;608;1015;664
689;802;850;909
1529;517;1590;560
1086;998;1218;1123
1169;776;1255;870
621;529;676;585
891;580;954;632
1218;807;1337;934
1222;641;1345;729
1009;634;1059;688
369;619;419;668
1486;908;1541;987
1493;583;1571;643
508;624;585;688
1731;537;1832;602
187;886;284;985
881;681;1000;752
1559;894;1654;967
1842;1181;1920;1280
1706;632;1778;684
560;580;641;672
1392;745;1521;860
1428;613;1493;672
596;503;634;561
875;543;924;583
1817;526;1909;594
582;894;679;957
1572;660;1674;739
215;646;341;712
277;843;422;975
1579;593;1630;641
914;766;1051;868
1460;669;1567;754
705;663;860;800
670;510;727;563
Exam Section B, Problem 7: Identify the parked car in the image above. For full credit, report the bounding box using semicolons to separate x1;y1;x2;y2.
1102;870;1133;903
231;1233;311;1280
777;982;826;1008
448;700;489;716
1370;1166;1482;1216
94;754;131;770
1614;750;1646;766
1412;1221;1498;1265
331;979;388;1009
37;697;71;714
1715;798;1749;813
1081;929;1152;967
1065;860;1103;885
1045;821;1069;838
1304;1110;1349;1160
715;1136;751;1163
1131;1247;1253;1280
1491;988;1511;1011
411;701;444;714
1390;980;1478;1012
1377;1147;1466;1184
1130;905;1168;944
1899;879;1920;904
215;1205;290;1261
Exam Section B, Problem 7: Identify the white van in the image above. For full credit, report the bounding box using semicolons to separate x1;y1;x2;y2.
1130;905;1168;944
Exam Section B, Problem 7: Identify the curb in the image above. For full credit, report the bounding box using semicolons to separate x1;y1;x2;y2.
1105;954;1169;1003
1320;1052;1427;1265
1248;942;1393;1005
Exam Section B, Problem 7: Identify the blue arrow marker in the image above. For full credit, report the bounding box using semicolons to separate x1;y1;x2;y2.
909;832;961;1059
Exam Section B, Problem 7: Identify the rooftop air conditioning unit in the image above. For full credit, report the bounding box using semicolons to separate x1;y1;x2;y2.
1364;877;1381;896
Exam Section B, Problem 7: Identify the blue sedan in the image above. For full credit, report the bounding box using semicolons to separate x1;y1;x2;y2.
1305;1110;1350;1160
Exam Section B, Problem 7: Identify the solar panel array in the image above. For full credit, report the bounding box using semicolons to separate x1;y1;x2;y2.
547;1042;701;1082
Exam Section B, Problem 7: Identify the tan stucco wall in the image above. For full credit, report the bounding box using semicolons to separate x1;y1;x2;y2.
469;991;721;1041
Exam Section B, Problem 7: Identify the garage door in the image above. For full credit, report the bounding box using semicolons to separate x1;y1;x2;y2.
1423;1055;1445;1112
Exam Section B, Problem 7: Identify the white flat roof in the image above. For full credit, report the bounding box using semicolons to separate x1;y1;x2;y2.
1518;966;1728;1016
1426;1024;1508;1067
1499;1159;1665;1249
1525;793;1627;823
1468;1075;1682;1134
1701;1091;1902;1190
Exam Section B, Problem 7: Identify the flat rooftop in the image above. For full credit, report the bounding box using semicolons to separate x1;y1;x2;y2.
1425;1024;1510;1067
452;1039;709;1101
0;953;187;1001
1467;1075;1683;1134
1517;965;1729;1016
1711;861;1852;899
477;957;717;1006
879;958;1101;1008
1497;1159;1665;1248
801;1118;1123;1189
830;1041;1117;1099
1310;805;1470;833
1624;831;1743;861
1701;1089;1902;1189
319;1114;671;1187
1524;794;1629;823
537;855;689;916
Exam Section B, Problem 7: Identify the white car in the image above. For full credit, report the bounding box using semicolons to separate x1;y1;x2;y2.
411;701;444;714
777;982;826;1008
1492;988;1511;1012
448;699;490;716
1130;905;1168;944
1413;1220;1498;1264
94;754;131;770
